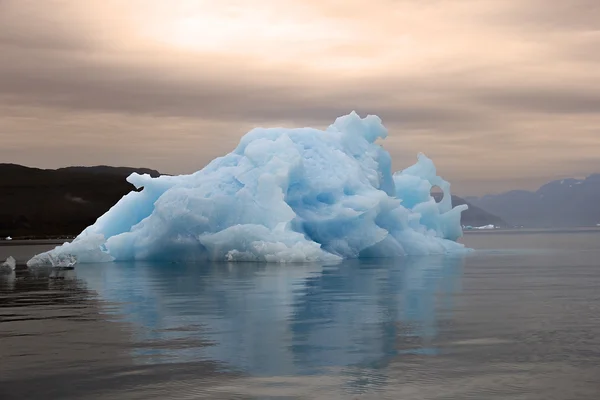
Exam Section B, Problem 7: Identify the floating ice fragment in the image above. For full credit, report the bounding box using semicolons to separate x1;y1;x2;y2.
5;236;12;241
1;256;16;272
474;224;495;230
27;112;469;265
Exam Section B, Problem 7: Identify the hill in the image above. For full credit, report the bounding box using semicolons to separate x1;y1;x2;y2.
466;174;600;227
0;164;160;238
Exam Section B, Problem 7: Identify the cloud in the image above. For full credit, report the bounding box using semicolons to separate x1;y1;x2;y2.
0;0;99;50
470;87;600;115
0;0;599;195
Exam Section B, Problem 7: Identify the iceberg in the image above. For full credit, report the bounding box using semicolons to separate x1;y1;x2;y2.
27;112;468;267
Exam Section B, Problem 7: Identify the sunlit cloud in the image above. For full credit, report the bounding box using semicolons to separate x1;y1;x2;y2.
0;0;599;194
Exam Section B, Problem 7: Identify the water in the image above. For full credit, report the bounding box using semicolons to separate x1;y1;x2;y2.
1;230;600;399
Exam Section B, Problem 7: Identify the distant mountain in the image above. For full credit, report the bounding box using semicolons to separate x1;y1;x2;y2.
0;164;160;238
466;174;600;227
432;193;507;228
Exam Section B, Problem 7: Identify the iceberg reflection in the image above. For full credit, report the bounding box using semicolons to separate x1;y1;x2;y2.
78;255;464;375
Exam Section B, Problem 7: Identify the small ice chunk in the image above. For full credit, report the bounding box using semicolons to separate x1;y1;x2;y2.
1;256;16;272
475;224;495;230
5;236;12;241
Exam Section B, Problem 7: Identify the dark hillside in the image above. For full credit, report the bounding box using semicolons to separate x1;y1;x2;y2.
0;164;160;238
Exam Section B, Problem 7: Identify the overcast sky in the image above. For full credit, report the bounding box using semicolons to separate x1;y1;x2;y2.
1;0;599;195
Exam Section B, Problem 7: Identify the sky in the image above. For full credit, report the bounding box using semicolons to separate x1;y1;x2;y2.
1;0;599;195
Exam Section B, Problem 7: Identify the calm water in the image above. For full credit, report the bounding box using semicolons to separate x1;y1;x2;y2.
1;230;600;399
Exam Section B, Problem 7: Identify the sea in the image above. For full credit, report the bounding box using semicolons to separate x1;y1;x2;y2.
1;229;600;399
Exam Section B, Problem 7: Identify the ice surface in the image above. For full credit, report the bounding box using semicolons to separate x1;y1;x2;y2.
27;252;77;268
27;235;105;268
27;112;469;266
1;256;16;272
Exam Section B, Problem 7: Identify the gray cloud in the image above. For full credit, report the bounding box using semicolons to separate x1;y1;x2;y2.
471;88;600;115
501;1;600;31
0;0;96;50
1;0;599;195
0;45;502;131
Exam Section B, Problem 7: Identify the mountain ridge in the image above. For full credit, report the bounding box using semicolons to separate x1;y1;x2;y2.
467;173;600;227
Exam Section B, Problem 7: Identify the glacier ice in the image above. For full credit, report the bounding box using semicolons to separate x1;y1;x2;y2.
27;112;468;267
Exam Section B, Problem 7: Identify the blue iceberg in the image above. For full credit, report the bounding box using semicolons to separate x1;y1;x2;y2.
27;112;468;266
